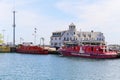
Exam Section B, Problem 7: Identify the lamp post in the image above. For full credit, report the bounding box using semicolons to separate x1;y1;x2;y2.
40;38;41;46
20;37;24;44
34;28;37;45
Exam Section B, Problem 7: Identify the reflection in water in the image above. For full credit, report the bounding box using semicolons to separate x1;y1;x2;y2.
0;53;120;80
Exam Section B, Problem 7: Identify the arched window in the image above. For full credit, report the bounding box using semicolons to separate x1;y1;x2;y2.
67;37;69;41
74;32;75;34
64;37;66;40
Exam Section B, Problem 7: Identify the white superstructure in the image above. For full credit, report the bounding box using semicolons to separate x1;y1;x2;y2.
50;23;105;48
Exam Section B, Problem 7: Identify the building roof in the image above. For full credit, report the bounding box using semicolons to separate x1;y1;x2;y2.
69;23;76;26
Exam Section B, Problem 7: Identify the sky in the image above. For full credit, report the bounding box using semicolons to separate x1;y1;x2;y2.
0;0;120;45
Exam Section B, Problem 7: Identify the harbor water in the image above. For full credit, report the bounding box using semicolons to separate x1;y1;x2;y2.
0;53;120;80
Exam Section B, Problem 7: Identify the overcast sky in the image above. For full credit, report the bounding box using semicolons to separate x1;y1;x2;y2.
0;0;120;45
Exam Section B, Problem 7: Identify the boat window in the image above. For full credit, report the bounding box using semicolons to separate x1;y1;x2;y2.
66;43;78;47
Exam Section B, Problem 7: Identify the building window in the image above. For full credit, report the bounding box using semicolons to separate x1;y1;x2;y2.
59;43;61;46
59;37;61;40
53;32;61;36
55;37;57;40
88;34;91;38
51;43;53;45
74;37;75;41
74;32;75;34
97;38;99;41
70;37;72;40
83;34;86;37
67;33;69;35
76;38;77;40
86;38;88;40
64;37;66;41
67;37;69;41
54;43;57;46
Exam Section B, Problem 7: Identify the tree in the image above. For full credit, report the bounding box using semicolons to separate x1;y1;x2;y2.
0;34;3;44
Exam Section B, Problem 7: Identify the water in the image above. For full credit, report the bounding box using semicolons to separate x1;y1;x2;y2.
0;53;120;80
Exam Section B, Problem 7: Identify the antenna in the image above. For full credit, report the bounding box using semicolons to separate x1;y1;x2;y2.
13;0;15;11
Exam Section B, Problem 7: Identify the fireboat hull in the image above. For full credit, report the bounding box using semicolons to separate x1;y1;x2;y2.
17;50;48;54
16;46;48;55
59;51;117;59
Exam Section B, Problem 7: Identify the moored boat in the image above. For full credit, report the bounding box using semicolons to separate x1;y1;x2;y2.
0;45;10;53
16;42;48;54
58;43;118;59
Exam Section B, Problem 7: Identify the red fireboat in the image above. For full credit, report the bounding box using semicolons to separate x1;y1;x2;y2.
58;42;118;59
16;42;48;54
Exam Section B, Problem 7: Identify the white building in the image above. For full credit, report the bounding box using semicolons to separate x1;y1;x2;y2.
50;23;105;48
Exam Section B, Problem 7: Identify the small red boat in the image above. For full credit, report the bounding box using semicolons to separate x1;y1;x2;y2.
58;43;118;59
16;43;48;54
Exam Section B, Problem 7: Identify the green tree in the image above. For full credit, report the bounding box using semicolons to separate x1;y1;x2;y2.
0;34;3;44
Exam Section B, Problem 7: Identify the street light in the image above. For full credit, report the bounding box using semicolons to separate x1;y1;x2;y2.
34;28;37;45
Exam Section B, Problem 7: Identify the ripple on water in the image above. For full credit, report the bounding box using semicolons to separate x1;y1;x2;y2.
0;53;120;80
